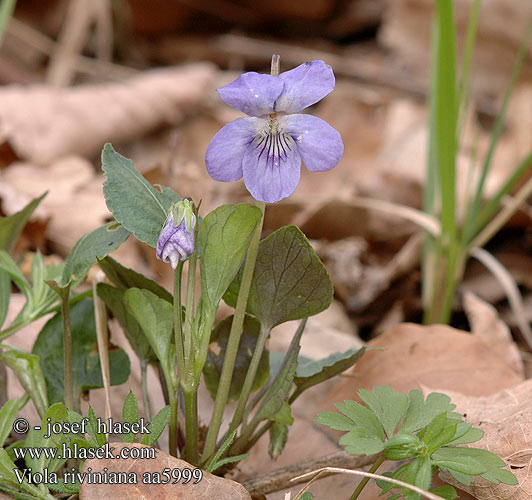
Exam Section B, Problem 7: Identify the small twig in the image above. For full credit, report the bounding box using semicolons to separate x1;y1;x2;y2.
240;452;376;495
292;467;444;500
7;17;136;80
92;271;112;432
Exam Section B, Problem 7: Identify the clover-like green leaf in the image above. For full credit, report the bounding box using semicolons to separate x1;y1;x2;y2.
358;386;408;439
101;143;180;247
401;390;456;433
224;225;333;329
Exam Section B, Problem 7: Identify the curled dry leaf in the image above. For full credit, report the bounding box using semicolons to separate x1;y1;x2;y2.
434;379;532;500
79;443;251;500
0;64;215;163
464;291;524;377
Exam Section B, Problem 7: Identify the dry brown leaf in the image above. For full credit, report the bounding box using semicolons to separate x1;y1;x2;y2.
433;379;532;500
464;291;524;377
79;443;251;499
323;323;523;407
0;64;215;163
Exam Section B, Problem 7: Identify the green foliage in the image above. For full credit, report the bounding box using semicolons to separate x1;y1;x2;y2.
316;386;517;499
123;288;176;387
98;256;172;302
199;203;262;313
121;391;139;443
32;298;130;404
205;430;248;473
97;283;156;365
0;347;48;418
60;222;130;286
0;396;28;447
141;405;171;446
101;143;180;247
224;225;333;330
204;315;270;402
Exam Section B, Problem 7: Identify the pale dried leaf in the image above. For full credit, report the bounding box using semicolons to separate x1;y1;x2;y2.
434;379;532;500
0;64;215;163
464;291;524;377
79;443;251;499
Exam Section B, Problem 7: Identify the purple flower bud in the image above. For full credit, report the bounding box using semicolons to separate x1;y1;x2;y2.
156;202;196;269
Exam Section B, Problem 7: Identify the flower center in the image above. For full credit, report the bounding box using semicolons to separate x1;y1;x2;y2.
254;116;294;169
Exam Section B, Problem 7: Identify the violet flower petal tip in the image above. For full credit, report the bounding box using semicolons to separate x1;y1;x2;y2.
242;134;302;203
275;60;335;114
281;114;344;172
217;72;284;117
205;117;260;182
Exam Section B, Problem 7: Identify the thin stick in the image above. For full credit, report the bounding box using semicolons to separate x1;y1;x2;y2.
92;271;112;433
292;467;444;500
241;452;376;495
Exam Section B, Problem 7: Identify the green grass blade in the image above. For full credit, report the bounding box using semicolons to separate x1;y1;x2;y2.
0;0;16;48
464;8;532;242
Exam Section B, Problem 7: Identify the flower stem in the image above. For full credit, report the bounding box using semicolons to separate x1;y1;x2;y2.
348;455;385;500
60;285;75;412
169;393;178;458
140;360;152;421
173;262;186;379
183;389;198;464
200;201;265;463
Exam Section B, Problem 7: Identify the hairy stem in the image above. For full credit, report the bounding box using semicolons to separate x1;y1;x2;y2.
184;389;198;464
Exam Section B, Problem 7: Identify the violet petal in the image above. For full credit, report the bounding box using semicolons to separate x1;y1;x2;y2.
218;72;284;117
275;60;335;114
281;114;343;172
242;132;301;203
206;117;261;182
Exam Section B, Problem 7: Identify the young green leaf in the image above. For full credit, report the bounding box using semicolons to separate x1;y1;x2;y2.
269;421;289;459
338;428;385;455
86;406;107;447
431;447;487;476
203;314;269;402
0;250;32;301
121;392;139;443
224;225;333;329
0;396;27;447
101;143;180;247
199;203;262;312
358;386;408;439
401;390;455;433
123;288;175;385
140;405;170;446
0;271;9;330
429;485;458;499
333;400;385;442
32;298;130;405
61;222;130;286
0;347;48;418
97;283;156;365
24;403;68;475
0;192;46;254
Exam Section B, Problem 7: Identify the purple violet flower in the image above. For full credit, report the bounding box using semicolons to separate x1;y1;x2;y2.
205;60;344;203
156;200;196;269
